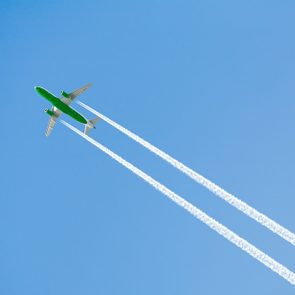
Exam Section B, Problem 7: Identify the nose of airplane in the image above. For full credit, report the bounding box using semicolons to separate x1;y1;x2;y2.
34;86;41;93
34;86;45;96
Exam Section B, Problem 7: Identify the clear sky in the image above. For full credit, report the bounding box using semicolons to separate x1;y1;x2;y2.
1;0;295;294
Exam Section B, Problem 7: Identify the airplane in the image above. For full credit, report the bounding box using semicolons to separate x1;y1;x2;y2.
35;83;100;136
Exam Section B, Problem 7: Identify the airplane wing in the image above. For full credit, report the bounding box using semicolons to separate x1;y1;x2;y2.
45;107;61;136
61;83;92;105
45;117;56;137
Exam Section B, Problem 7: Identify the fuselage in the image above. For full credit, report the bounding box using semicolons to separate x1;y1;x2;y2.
35;86;87;124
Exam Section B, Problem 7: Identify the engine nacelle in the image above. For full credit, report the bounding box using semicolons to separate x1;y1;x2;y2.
45;109;54;116
61;90;70;98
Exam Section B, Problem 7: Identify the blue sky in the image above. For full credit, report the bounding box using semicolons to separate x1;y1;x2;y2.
1;0;295;293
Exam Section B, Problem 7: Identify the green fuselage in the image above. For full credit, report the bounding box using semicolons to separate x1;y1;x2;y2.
35;86;88;124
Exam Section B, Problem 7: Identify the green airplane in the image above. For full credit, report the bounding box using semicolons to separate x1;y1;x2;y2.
35;83;100;136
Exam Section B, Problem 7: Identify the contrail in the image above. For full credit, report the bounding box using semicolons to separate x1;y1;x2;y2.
77;101;295;246
61;119;295;285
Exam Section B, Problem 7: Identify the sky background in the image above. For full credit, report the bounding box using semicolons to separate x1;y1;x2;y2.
1;0;295;294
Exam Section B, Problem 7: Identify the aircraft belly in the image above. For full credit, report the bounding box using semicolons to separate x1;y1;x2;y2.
70;111;87;124
53;101;87;124
35;85;92;136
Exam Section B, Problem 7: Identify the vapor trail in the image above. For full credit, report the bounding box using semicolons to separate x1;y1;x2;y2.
77;101;295;246
61;119;295;285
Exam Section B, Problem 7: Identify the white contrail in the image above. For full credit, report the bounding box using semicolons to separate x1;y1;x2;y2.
61;119;295;285
77;101;295;246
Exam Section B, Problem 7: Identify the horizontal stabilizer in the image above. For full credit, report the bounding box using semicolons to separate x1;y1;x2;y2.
84;116;101;135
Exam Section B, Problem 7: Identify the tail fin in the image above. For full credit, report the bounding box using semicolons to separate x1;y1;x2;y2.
84;117;100;135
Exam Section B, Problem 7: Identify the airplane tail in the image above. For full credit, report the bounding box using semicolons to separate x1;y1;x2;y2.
84;117;100;135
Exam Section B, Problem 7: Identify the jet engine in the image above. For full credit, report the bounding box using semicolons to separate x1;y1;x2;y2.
61;90;70;98
45;109;54;116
